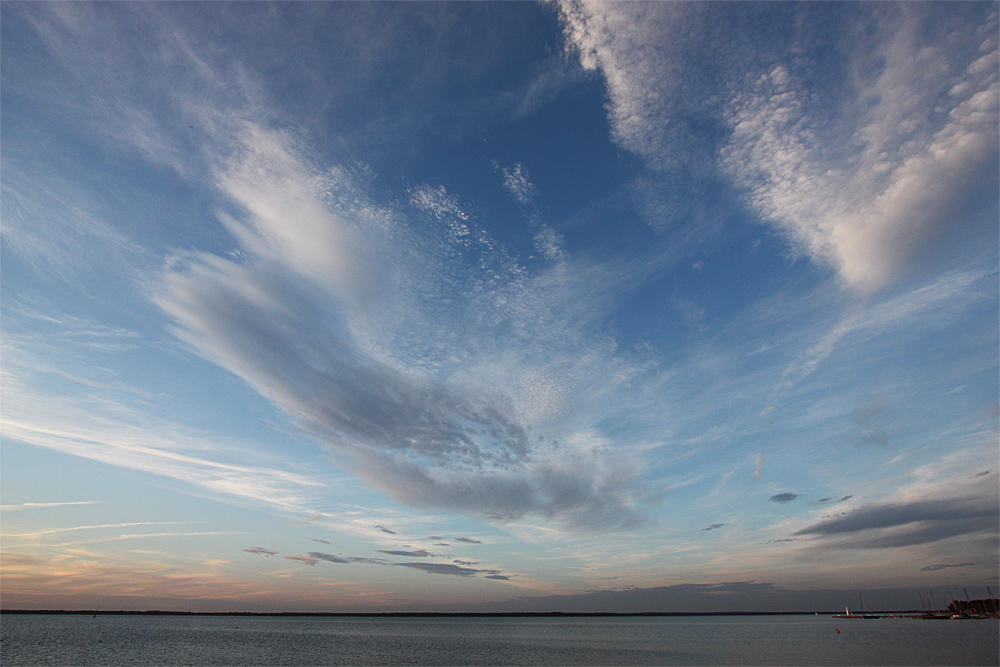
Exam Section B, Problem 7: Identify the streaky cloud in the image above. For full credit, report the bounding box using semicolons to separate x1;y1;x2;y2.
795;495;999;549
377;549;432;558
307;552;351;564
157;126;645;531
244;547;279;557
284;554;318;566
0;501;98;512
920;562;976;572
395;562;482;577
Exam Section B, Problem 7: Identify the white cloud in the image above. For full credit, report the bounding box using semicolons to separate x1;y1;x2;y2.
722;16;999;291
0;501;99;512
0;170;146;285
6;3;647;532
556;0;730;238
557;1;698;172
1;415;324;515
559;2;999;291
157;126;644;530
761;309;860;418
497;162;566;262
1;317;327;516
501;163;538;207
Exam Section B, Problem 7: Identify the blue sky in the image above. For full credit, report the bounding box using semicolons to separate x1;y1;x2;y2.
2;1;997;613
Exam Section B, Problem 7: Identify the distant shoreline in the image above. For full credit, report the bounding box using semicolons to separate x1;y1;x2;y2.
1;609;912;617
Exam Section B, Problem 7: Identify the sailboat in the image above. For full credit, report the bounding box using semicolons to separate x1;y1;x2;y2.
859;592;879;619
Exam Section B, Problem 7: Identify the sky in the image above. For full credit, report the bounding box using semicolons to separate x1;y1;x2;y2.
1;1;997;614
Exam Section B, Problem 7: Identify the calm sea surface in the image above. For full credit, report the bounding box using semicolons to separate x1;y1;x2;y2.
1;614;997;666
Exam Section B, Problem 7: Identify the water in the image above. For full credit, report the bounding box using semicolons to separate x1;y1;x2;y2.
2;614;997;666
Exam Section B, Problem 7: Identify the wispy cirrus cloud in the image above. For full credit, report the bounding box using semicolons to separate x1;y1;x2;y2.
1;304;335;518
0;501;98;512
4;1;995;608
156;125;645;531
5;522;194;540
0;411;325;515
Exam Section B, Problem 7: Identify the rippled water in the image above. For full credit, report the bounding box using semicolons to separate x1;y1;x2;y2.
2;613;997;666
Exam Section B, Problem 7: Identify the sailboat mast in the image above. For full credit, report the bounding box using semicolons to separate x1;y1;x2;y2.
946;588;957;613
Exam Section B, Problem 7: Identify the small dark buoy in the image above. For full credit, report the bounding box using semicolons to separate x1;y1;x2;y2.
835;629;840;633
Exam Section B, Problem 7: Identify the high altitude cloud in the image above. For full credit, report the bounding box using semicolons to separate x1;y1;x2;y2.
558;1;999;291
0;501;98;512
12;0;645;531
158;125;643;530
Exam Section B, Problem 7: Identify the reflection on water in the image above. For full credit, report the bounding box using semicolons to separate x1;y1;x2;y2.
2;614;997;666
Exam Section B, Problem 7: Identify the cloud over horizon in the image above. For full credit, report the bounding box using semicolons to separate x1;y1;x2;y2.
2;1;996;614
